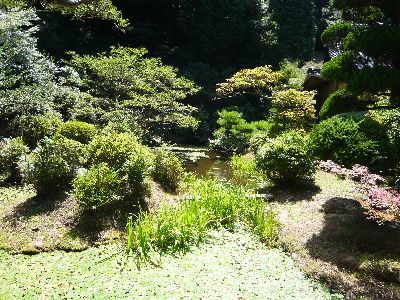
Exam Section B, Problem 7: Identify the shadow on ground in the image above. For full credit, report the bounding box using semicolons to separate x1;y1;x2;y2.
260;181;322;203
306;197;400;299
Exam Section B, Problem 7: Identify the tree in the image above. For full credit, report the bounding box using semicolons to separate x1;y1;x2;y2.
68;47;199;143
268;0;316;60
321;0;400;107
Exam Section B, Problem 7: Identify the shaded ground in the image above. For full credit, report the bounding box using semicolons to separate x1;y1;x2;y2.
0;228;339;299
0;182;176;253
271;171;400;300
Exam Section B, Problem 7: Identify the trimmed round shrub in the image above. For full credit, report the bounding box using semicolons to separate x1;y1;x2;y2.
86;131;144;170
58;121;97;144
12;113;63;148
22;136;85;194
308;113;396;173
72;163;124;210
255;131;315;183
319;89;360;120
152;149;184;192
0;137;29;181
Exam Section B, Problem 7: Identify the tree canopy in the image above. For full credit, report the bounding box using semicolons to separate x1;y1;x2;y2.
321;0;400;106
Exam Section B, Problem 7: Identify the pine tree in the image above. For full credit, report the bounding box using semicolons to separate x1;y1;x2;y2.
321;0;400;107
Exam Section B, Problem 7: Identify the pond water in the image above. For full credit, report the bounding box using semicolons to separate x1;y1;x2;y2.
168;147;233;180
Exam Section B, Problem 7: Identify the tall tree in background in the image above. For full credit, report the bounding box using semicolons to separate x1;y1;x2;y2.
321;0;400;107
268;0;316;61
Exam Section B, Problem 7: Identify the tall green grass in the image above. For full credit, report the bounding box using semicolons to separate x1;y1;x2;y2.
126;177;279;264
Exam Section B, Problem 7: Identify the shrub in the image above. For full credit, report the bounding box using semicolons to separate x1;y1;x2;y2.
0;137;29;181
270;89;316;133
12;113;63;148
308;113;396;173
72;163;124;210
86;131;144;171
123;151;154;197
58;121;97;144
369;108;400;153
319;89;360;120
255;131;315;183
152;148;184;192
22;137;85;194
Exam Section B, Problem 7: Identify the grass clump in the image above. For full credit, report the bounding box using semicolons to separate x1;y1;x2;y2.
230;153;264;186
126;177;279;264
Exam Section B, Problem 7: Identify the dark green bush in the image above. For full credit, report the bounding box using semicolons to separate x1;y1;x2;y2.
72;163;124;210
12;113;63;148
308;113;396;173
86;131;143;171
58;121;97;144
255;131;315;183
22;136;85;194
152;149;184;192
0;137;29;181
319;89;360;120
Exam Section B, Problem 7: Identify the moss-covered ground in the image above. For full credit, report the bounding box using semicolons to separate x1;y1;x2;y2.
0;228;338;300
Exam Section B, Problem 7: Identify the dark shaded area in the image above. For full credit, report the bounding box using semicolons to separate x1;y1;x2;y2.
3;192;68;222
306;197;400;298
260;181;322;203
69;198;147;245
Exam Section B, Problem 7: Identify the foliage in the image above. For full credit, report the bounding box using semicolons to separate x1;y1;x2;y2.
320;160;400;224
270;89;316;133
369;108;400;154
22;136;85;194
12;113;63;148
120;0;275;68
230;154;263;186
255;131;315;183
211;110;273;154
321;0;400;107
123;152;153;196
0;0;128;28
0;137;29;181
308;113;396;173
86;131;144;171
58;121;97;144
319;89;360;120
152;148;184;192
72;163;124;210
68;47;199;143
126;177;279;263
268;0;316;60
216;66;285;98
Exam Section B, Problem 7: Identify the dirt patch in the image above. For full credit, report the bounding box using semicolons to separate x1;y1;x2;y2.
271;171;400;300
